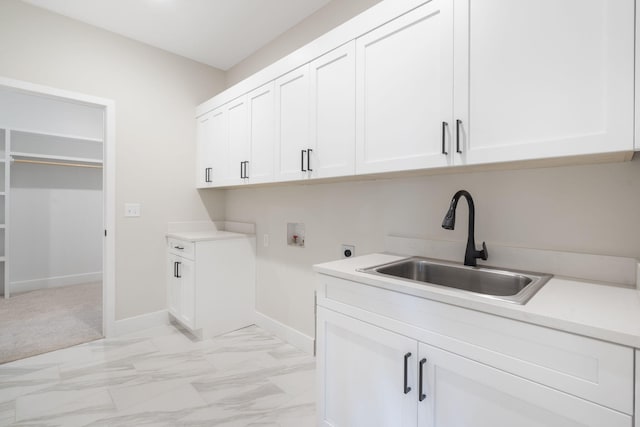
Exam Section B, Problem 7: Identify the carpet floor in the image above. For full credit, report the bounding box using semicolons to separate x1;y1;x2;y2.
0;282;102;364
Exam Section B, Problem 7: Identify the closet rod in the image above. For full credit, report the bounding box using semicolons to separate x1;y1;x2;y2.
12;159;103;169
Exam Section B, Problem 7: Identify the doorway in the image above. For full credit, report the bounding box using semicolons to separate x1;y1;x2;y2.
0;77;115;364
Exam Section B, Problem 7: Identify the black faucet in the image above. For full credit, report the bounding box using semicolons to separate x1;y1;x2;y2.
442;190;488;267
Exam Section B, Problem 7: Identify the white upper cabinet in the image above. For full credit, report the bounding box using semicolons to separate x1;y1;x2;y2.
210;107;229;186
246;82;276;184
274;64;311;182
309;41;357;179
196;0;636;188
196;112;214;188
355;0;454;175
223;96;249;186
453;0;635;165
197;107;227;188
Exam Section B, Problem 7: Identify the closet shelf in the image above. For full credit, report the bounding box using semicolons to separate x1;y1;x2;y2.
9;128;103;144
10;152;103;165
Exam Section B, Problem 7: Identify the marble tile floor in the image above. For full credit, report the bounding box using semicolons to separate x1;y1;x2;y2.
0;324;316;426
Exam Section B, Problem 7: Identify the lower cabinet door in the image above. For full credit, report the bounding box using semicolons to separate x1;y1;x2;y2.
316;307;418;427
167;255;181;318
178;258;196;330
417;342;632;427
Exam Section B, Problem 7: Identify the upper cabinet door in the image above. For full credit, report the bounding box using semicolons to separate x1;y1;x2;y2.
223;96;249;186
196;107;228;188
196;112;215;188
453;0;635;166
274;64;311;182
247;83;276;184
208;106;228;186
355;0;454;175
309;41;356;179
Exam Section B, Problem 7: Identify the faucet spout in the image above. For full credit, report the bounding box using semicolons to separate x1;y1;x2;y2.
441;190;488;267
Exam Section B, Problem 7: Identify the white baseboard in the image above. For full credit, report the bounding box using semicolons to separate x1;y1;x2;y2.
114;310;169;337
10;272;102;293
254;310;315;355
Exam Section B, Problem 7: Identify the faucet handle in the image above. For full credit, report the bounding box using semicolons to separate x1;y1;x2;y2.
480;242;488;260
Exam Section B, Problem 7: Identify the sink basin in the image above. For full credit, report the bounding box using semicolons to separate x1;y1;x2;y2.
358;257;552;304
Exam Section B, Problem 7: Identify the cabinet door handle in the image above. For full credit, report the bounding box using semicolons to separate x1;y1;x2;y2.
307;149;313;172
173;246;184;250
174;261;182;278
301;150;307;172
240;161;244;179
456;119;463;154
419;358;427;401
403;352;412;394
244;161;249;179
442;122;448;155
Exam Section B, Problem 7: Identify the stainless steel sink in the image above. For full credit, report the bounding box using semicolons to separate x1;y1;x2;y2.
357;257;552;304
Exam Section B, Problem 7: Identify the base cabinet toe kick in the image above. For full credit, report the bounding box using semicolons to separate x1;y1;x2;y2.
315;274;635;427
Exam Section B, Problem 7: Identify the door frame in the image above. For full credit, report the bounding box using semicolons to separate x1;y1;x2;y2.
0;76;116;337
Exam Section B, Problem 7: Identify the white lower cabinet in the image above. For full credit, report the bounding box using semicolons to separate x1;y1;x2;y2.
317;297;633;427
317;307;417;427
166;235;256;338
419;342;629;427
167;253;195;329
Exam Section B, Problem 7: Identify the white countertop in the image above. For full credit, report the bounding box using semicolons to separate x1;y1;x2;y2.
314;253;640;349
166;230;253;242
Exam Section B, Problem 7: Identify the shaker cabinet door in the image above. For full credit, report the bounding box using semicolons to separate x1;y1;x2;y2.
247;82;276;184
317;307;418;427
223;96;249;186
196;112;215;188
453;0;634;165
167;254;181;318
309;41;356;179
417;342;631;427
355;0;454;174
274;64;311;182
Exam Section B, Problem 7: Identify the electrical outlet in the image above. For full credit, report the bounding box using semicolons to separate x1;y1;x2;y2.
124;203;141;217
342;244;355;258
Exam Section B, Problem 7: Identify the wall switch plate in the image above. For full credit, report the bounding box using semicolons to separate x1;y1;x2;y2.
263;234;269;248
342;244;355;258
124;203;141;217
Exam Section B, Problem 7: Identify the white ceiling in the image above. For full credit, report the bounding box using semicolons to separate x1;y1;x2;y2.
21;0;332;70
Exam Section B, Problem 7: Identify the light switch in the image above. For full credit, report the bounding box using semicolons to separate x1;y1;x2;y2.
125;203;141;217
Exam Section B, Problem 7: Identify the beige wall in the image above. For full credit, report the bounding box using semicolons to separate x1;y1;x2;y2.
226;0;383;86
226;160;640;337
222;0;640;338
0;0;226;320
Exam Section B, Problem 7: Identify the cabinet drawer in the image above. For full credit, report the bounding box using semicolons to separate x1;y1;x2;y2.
167;238;195;260
318;275;634;414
